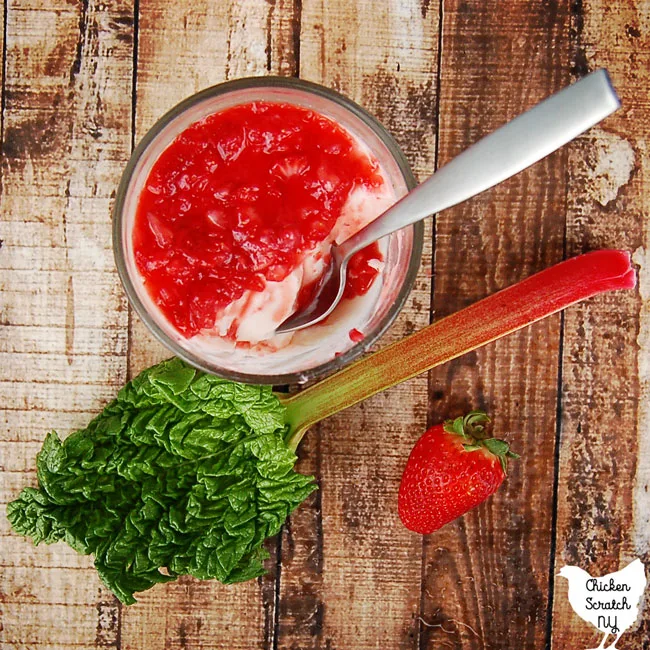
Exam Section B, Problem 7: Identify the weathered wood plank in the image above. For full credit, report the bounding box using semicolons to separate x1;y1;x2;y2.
0;534;92;569
420;1;570;648
0;0;4;199
0;352;126;384
2;601;103;646
0;2;135;649
0;566;110;605
1;271;125;328
1;218;114;248
0;243;114;271
1;409;100;442
122;578;277;650
0;381;119;411
276;2;438;648
551;1;650;648
0;325;128;356
120;2;298;648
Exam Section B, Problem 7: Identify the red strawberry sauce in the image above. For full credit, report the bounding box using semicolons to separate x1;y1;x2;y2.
133;102;385;339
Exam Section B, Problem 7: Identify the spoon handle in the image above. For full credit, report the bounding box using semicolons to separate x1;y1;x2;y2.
282;250;635;450
339;70;619;257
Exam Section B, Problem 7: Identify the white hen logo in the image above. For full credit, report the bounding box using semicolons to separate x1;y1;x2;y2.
558;558;647;649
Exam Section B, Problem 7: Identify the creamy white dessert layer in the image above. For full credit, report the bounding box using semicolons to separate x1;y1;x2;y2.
202;181;395;347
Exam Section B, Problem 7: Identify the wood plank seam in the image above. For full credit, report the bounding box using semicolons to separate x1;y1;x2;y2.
544;38;573;646
125;0;139;386
266;3;303;641
544;309;567;650
420;0;444;648
113;0;138;647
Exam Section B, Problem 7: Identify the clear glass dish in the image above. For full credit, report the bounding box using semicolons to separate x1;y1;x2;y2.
113;77;423;385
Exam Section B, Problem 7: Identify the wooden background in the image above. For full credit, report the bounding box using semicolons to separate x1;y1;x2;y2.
1;0;649;648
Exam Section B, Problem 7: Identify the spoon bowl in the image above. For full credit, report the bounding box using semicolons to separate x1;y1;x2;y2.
276;247;348;333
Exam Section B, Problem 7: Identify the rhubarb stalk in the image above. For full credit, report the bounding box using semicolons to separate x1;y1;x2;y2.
283;249;635;450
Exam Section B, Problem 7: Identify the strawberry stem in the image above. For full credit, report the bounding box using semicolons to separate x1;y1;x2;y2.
443;410;490;441
283;250;636;451
444;410;519;472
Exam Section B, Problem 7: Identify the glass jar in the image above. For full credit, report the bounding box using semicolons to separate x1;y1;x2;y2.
113;77;422;384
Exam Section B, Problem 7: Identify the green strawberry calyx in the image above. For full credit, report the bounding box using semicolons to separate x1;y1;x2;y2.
443;410;520;473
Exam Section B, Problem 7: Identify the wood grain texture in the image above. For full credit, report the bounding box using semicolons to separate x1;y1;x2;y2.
551;1;650;648
276;2;438;648
420;1;570;648
0;1;134;649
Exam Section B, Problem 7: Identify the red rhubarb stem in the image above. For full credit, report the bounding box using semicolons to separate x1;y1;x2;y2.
283;250;635;450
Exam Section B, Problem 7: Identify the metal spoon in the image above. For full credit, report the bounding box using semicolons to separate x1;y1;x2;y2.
275;69;620;334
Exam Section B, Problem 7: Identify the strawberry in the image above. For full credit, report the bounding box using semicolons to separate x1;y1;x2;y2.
398;411;519;534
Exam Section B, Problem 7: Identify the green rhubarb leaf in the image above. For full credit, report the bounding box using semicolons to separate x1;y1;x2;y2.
6;357;316;605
